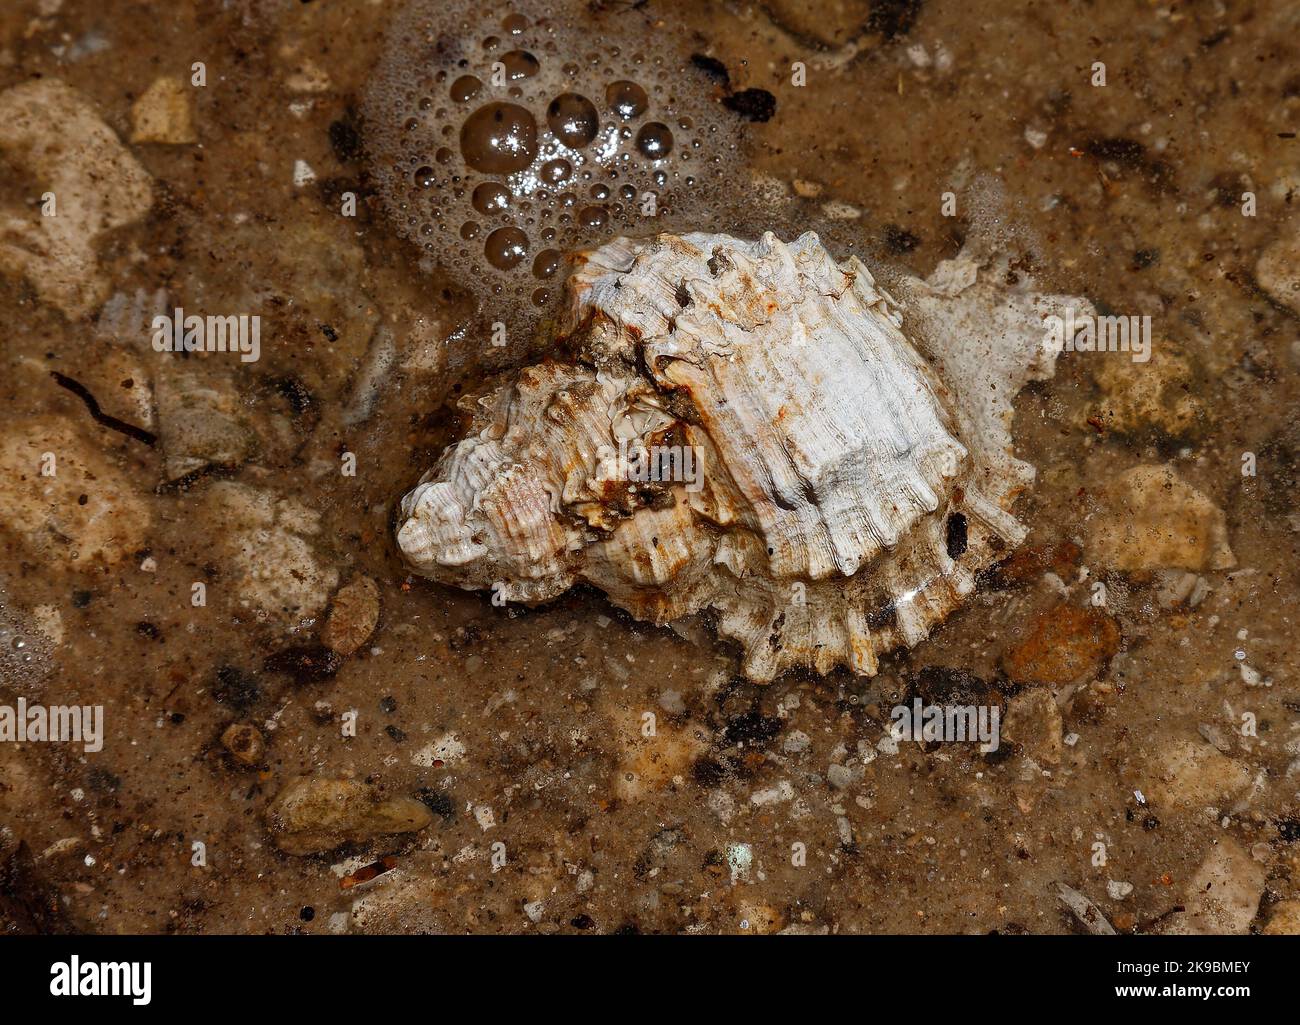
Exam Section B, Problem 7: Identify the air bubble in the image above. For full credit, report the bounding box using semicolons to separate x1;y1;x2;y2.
500;50;540;80
485;226;529;270
533;248;561;278
635;122;673;159
578;205;608;230
606;80;648;120
541;158;572;185
546;93;599;148
472;181;512;214
460;102;538;174
450;75;482;103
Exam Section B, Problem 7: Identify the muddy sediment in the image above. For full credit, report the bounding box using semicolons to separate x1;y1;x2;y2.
0;0;1297;935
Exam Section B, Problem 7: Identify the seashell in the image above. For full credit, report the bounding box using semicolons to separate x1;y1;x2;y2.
396;231;1091;681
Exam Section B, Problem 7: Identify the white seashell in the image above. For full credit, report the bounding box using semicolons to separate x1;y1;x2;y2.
397;231;1091;681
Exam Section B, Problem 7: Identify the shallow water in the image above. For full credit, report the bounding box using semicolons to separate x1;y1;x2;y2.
0;0;1297;934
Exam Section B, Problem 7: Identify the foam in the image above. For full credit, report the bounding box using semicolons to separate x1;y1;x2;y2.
364;0;747;340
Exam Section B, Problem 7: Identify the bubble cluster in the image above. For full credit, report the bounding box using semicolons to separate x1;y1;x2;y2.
0;597;52;691
365;0;744;333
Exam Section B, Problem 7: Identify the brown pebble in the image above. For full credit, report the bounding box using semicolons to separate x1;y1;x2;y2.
322;575;381;657
1002;605;1121;685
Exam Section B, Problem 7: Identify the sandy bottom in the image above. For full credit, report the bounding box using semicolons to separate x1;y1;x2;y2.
0;0;1297;935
